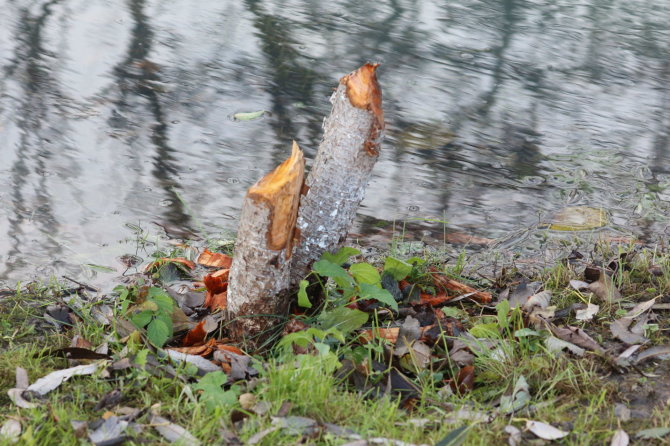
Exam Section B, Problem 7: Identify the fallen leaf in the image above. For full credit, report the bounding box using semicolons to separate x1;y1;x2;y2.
545;336;585;356
151;415;201;444
213;349;251;381
197;249;233;268
394;316;421;356
505;425;522;446
611;317;648;345
569;280;590;291
610;429;629;446
450;365;475;395
575;303;599;321
522;290;551;311
549;325;603;352
526;420;569;440
168;344;213;357
635;427;670;440
0;419;21;444
239;393;257;410
7;389;36;409
164;350;220;373
27;363;101;396
625;297;657;318
88;416;128;445
588;271;622;302
499;375;530;413
203;269;229;310
182;320;207;347
399;341;432;373
634;345;670;364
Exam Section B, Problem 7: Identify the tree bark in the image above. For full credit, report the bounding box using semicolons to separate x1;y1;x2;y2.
226;142;305;347
289;63;384;287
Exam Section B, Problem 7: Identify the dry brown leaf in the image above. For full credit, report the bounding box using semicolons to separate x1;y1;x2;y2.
588;271;622;302
450;365;475;395
549;325;604;352
182;320;207;347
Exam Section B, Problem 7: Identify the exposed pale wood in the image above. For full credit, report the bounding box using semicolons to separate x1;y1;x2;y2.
227;142;305;347
289;63;385;286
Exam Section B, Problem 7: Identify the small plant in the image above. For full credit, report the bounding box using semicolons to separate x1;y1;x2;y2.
116;284;175;347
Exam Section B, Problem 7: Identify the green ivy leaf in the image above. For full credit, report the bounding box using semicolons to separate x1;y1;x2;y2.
383;257;413;281
313;260;352;285
147;318;170;347
130;310;152;329
297;280;312;308
318;307;369;335
322;247;361;266
359;283;398;311
349;263;381;285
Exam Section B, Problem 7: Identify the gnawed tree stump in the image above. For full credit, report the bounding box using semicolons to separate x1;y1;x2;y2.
289;63;384;287
227;142;305;347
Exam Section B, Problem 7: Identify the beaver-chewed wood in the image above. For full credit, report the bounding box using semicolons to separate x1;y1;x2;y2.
227;142;305;348
289;63;385;287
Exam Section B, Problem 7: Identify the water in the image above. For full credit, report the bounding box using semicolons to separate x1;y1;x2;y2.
2;0;670;286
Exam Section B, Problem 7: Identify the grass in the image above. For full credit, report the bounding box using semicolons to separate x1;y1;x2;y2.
3;239;670;445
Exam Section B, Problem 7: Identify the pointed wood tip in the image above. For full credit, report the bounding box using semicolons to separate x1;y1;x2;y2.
341;63;384;156
341;63;384;126
248;142;305;252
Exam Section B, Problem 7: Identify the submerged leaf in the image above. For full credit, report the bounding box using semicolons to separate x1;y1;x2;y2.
232;110;266;121
546;206;607;231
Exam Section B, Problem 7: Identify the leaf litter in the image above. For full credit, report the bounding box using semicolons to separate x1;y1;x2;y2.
8;241;670;444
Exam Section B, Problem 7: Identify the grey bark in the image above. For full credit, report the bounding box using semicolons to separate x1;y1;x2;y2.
227;144;304;347
290;75;384;286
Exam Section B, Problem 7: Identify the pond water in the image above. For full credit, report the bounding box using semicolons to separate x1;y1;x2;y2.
2;0;670;287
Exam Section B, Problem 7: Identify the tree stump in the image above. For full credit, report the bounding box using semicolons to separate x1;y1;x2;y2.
289;62;385;287
226;142;305;347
